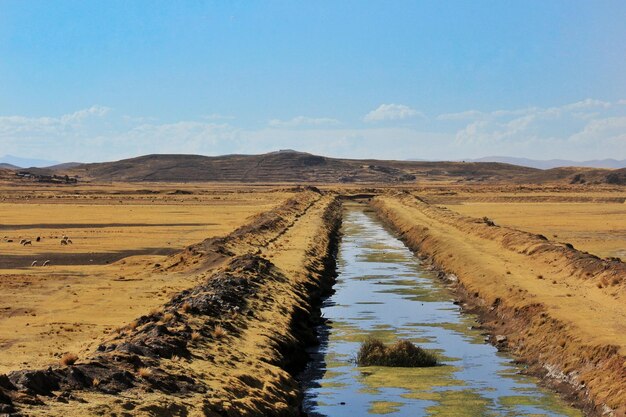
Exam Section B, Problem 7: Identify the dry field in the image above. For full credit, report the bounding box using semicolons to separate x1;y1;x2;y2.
417;184;626;259
0;183;295;373
1;181;625;416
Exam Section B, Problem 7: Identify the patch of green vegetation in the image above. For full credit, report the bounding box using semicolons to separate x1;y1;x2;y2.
357;338;439;367
421;389;497;416
367;400;404;414
499;395;584;417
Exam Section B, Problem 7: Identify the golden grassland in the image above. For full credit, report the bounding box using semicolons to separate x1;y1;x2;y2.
1;180;625;416
0;182;295;373
448;202;626;259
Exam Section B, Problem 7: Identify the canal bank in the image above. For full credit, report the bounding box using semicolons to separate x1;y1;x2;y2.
299;204;582;416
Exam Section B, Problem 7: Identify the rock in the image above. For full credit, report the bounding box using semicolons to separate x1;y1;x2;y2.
495;335;508;344
8;369;60;395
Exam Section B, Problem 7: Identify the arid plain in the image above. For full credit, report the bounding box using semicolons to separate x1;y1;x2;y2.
0;166;625;416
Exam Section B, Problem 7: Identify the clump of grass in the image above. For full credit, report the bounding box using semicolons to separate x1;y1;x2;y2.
191;331;202;342
59;352;78;366
137;367;152;378
211;325;226;339
92;378;101;387
180;302;192;313
356;338;438;367
162;312;175;322
482;216;496;227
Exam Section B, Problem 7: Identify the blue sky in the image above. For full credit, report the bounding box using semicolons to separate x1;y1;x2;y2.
1;1;625;162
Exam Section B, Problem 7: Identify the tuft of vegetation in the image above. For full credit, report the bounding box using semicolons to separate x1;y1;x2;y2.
137;367;153;378
211;325;227;339
60;352;78;366
356;338;438;367
482;216;496;227
162;312;175;322
191;331;202;342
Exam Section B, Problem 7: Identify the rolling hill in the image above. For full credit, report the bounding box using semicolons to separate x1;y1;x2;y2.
9;150;626;185
64;150;540;183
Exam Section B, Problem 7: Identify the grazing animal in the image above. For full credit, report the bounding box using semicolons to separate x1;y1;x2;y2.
31;260;38;266
60;239;68;245
61;236;73;245
19;239;27;245
42;260;50;266
36;236;41;242
22;240;32;246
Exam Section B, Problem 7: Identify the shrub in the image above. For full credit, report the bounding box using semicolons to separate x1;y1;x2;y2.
60;352;78;366
137;367;152;378
482;216;496;227
212;325;226;339
356;338;438;367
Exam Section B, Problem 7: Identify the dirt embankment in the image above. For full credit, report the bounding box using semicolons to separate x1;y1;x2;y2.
0;188;342;417
371;193;626;417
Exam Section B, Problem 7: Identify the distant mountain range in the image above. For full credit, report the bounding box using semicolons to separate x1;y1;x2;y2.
0;155;60;168
3;151;625;185
463;156;626;170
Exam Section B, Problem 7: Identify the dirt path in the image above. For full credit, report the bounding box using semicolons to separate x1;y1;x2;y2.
371;193;626;416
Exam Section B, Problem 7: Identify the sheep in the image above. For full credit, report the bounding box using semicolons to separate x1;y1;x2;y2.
31;260;38;266
22;240;32;246
19;239;27;245
42;260;50;267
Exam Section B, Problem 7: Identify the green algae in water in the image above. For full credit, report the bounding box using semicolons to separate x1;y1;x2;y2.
300;207;584;417
368;401;404;415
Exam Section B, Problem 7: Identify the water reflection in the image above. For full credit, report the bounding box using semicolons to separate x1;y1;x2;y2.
299;206;582;417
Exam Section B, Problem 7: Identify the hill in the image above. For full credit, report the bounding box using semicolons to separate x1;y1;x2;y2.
65;150;539;183
468;156;626;170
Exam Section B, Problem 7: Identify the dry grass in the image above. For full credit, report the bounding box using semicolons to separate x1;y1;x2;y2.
211;325;227;339
191;331;202;342
180;302;192;313
59;352;78;366
356;338;438;367
0;184;292;373
92;378;101;387
137;367;153;378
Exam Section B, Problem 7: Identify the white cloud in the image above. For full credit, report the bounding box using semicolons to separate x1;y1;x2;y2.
60;106;110;124
2;99;625;163
364;104;424;122
268;116;340;128
437;110;485;121
562;98;611;111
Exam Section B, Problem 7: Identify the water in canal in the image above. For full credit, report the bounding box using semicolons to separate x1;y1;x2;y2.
299;206;582;417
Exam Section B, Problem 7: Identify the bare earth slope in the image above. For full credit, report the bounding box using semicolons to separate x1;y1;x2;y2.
371;193;626;417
